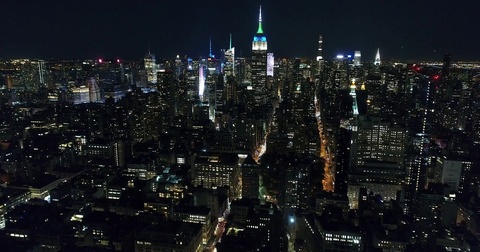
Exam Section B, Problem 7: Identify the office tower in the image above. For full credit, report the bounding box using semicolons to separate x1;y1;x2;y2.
347;162;404;209
316;34;324;74
316;35;323;62
104;83;127;102
374;48;381;66
241;155;260;199
84;139;125;168
284;160;311;211
192;153;240;198
37;60;46;86
143;52;157;84
87;78;101;103
350;116;406;167
434;157;472;194
251;5;268;107
353;51;361;66
224;34;235;78
223;45;237;102
72;86;90;104
15;60;46;90
267;53;274;77
350;79;359;115
174;54;183;77
198;64;206;99
332;55;349;90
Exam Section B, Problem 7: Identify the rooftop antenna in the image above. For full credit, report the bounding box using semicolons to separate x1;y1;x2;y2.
148;40;151;55
209;36;213;58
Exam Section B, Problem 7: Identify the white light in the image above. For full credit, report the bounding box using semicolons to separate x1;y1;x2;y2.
199;67;205;97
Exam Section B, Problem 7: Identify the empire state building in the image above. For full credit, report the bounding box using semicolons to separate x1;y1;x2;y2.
251;5;267;107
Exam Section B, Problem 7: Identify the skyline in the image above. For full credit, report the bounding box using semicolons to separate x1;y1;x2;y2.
1;0;480;60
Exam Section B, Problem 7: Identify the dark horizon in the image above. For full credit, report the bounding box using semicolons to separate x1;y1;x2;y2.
1;0;480;61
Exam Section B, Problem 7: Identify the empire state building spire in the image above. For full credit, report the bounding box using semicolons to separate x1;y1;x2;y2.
257;5;264;34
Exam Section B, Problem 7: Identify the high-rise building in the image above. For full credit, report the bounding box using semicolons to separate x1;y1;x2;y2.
434;157;472;194
353;51;361;66
350;116;406;168
251;5;268;107
316;34;324;74
241;155;260;199
374;48;381;66
87;78;101;103
316;35;323;62
192;153;240;198
267;53;274;77
144;52;157;84
224;34;235;78
72;86;90;104
223;43;237;102
198;63;206;100
350;79;359;115
37;60;46;86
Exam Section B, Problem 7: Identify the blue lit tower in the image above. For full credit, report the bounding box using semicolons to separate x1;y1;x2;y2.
251;5;268;107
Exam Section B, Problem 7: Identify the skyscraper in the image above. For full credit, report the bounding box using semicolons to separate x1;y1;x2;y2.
374;48;381;66
251;5;268;107
224;34;235;78
316;34;324;74
353;51;361;66
316;35;323;62
350;79;359;115
267;53;274;77
144;52;157;84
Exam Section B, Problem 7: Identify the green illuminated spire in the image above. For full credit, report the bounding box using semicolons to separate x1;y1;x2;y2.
257;5;263;34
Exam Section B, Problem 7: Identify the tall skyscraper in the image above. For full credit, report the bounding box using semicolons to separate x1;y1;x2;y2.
267;53;274;77
241;155;260;199
374;48;381;66
353;51;361;66
350;79;359;115
224;34;235;78
144;52;157;84
316;35;324;74
199;64;206;99
87;78;101;103
37;60;46;86
316;35;323;61
251;5;268;107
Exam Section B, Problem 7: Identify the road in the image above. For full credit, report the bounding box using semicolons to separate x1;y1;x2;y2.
314;94;335;192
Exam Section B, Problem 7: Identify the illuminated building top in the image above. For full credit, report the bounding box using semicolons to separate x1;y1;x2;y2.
252;6;267;51
316;34;323;61
375;48;381;66
257;5;264;34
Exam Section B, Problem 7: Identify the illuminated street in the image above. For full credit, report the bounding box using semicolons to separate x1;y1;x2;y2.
253;133;268;164
314;95;335;192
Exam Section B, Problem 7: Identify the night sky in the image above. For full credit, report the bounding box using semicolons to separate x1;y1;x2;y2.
1;0;480;61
